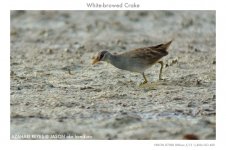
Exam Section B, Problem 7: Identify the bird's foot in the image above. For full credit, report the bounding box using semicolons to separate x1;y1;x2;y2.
139;80;148;86
142;83;158;90
159;77;164;80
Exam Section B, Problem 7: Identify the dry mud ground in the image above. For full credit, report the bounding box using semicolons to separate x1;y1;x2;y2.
10;11;215;140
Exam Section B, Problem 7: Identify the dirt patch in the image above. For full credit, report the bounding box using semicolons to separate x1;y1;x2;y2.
10;10;215;140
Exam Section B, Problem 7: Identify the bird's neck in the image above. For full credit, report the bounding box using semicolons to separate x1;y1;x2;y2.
107;54;124;69
105;53;115;64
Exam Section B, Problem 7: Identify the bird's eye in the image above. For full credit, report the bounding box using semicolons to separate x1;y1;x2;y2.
99;51;107;60
99;53;104;60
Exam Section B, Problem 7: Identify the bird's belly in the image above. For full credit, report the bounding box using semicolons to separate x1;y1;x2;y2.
123;64;150;73
111;59;150;73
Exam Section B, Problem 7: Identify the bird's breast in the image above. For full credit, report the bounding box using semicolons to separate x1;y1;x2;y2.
109;56;148;73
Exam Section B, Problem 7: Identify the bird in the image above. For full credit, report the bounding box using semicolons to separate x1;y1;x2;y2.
92;40;173;85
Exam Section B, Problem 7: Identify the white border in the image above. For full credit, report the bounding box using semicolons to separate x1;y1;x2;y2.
8;0;216;10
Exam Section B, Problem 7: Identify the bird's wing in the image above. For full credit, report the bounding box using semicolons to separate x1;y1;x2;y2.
119;40;172;61
150;40;172;51
119;47;168;61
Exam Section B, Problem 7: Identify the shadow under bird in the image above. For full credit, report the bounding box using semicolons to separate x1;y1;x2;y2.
92;40;173;84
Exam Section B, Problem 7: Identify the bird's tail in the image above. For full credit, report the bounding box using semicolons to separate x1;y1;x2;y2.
162;40;173;51
151;39;173;51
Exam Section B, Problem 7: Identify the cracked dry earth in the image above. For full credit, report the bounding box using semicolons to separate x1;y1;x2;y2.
10;10;215;140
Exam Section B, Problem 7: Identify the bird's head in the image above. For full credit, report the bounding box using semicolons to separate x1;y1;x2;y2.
92;50;110;64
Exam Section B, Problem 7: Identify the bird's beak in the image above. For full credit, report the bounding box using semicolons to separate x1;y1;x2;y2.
92;58;99;65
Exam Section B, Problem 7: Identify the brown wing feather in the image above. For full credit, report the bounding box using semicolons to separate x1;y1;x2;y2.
120;40;172;61
150;40;172;50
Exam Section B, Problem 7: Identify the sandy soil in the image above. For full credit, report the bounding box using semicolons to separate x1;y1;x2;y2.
10;10;215;140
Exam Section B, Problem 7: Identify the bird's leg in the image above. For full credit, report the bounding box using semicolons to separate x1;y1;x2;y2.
158;61;164;80
140;72;148;85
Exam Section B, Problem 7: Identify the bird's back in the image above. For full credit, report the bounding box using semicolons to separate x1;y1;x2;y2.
119;40;172;64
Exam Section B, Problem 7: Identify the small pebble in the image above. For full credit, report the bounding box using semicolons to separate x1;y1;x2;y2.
10;71;16;76
47;48;53;54
165;63;169;67
183;134;199;140
173;97;183;100
187;101;196;107
122;103;127;107
93;89;101;92
171;58;178;65
196;79;201;85
48;84;54;88
194;48;201;52
80;86;93;90
64;48;70;53
80;105;85;108
212;58;216;64
188;44;194;49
